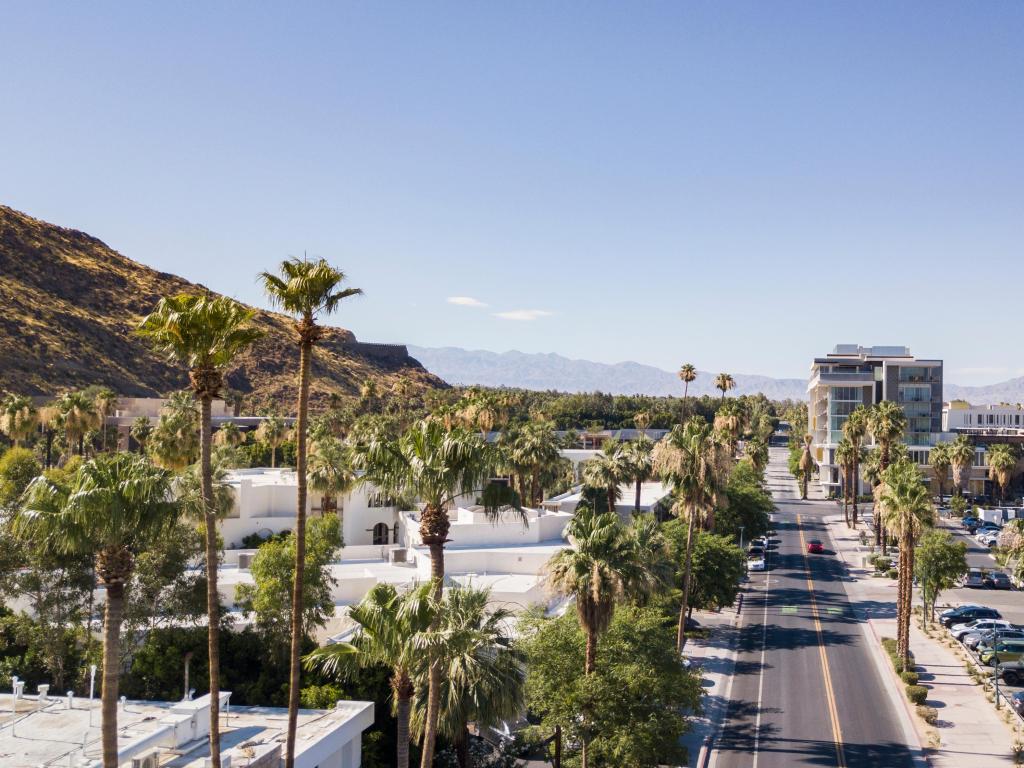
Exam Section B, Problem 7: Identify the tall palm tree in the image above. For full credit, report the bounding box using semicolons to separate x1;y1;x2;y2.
256;415;289;468
14;454;179;768
868;401;907;548
987;443;1018;501
546;508;650;768
928;442;951;502
305;583;435;768
633;410;651;439
57;391;101;457
798;434;814;500
619;437;654;514
129;416;153;453
652;417;730;650
147;394;200;470
878;460;933;665
260;257;362;768
745;436;769;476
38;403;61;469
505;420;563;506
214;421;244;448
138;293;260;768
678;363;697;420
92;387;118;452
0;393;39;447
843;406;869;526
834;437;858;527
714;372;736;401
309;436;357;518
582;441;625;514
949;433;976;499
411;587;525;768
352;418;520;768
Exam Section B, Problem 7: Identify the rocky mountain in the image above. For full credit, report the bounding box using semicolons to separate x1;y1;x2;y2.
0;205;442;411
945;379;1024;406
408;346;810;401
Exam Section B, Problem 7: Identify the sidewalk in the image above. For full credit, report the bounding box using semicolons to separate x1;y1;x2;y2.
679;606;741;767
825;515;1019;766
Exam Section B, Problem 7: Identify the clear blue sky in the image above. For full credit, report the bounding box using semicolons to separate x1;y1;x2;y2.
2;3;1022;385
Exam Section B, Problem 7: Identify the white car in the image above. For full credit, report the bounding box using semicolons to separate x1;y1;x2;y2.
978;533;999;548
748;557;766;572
951;619;1012;640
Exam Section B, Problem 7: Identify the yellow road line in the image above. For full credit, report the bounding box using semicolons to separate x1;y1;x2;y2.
797;514;847;768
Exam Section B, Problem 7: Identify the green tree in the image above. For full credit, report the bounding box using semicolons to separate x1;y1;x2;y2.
868;400;908;549
619;437;654;514
582;441;626;514
798;434;814;500
843;406;869;525
948;434;976;499
678;363;697;420
309;436;357;518
652;417;730;650
713;460;773;542
56;390;101;458
714;372;736;401
520;605;701;768
987;443;1018;501
138;292;260;768
352;418;519;768
411;588;524;768
503;420;565;507
0;447;41;508
14;454;179;768
664;525;745;612
834;437;859;526
214;421;244;448
928;441;951;502
878;460;933;665
305;582;435;768
147;392;200;470
914;529;968;625
0;393;39;447
129;416;153;453
256;415;289;468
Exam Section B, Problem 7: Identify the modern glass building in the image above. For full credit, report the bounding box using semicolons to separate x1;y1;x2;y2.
807;345;943;493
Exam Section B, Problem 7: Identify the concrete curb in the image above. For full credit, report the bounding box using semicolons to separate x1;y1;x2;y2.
821;517;931;767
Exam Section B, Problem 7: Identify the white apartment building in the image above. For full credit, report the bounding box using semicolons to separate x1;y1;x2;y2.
944;401;1024;436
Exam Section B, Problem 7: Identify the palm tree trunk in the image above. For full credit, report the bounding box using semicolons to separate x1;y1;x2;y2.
635;478;642;514
200;393;223;768
852;457;859;526
681;382;689;423
101;581;125;768
285;338;312;768
677;511;697;652
420;510;448;768
607;488;616;516
271;444;277;468
900;537;915;667
395;679;412;768
456;726;470;768
554;724;562;768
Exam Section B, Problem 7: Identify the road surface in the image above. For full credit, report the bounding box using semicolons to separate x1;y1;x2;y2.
713;448;916;768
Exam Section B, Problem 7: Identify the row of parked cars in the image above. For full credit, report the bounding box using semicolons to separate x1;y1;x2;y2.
940;605;1024;712
961;516;1004;548
747;534;772;572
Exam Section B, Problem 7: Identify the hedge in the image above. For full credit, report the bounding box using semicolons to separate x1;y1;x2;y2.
906;685;928;705
916;705;938;725
901;670;919;685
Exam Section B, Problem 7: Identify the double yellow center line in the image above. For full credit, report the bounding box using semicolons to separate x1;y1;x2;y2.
796;514;847;768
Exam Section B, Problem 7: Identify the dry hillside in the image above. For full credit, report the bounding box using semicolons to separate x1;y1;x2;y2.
0;205;443;411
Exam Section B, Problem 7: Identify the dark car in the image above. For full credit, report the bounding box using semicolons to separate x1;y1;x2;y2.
962;516;980;528
941;606;1002;628
807;539;825;554
993;661;1024;686
986;572;1013;590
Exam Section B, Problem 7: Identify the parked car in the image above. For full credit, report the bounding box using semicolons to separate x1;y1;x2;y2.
986;572;1013;590
940;604;984;623
978;534;999;549
807;539;825;554
963;568;987;588
980;639;1024;666
748;557;766;572
974;629;1024;652
941;606;1001;628
962;516;980;529
1011;692;1024;715
756;535;772;549
951;618;1012;641
992;660;1024;686
748;544;765;559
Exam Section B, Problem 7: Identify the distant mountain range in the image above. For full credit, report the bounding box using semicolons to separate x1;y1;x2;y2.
409;346;1024;405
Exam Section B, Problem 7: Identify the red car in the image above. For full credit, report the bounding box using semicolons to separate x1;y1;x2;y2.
807;539;825;554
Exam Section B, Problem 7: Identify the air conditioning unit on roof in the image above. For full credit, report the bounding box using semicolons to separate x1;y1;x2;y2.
132;751;160;768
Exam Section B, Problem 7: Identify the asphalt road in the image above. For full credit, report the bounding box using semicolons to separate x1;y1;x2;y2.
714;451;916;768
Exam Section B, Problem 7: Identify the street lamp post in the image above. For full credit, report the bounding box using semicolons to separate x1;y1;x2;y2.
739;526;746;573
995;627;1003;710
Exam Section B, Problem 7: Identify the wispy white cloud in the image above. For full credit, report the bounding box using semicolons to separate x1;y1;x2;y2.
493;309;553;321
447;296;488;308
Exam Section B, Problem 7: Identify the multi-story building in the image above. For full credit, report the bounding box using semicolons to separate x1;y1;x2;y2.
944;401;1024;442
807;344;943;494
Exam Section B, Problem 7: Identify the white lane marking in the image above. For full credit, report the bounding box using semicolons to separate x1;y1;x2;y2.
752;549;771;768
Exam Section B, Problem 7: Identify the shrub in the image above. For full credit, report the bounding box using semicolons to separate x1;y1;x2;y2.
887;568;899;580
881;637;898;656
906;685;928;705
901;670;919;685
916;705;938;725
874;557;893;572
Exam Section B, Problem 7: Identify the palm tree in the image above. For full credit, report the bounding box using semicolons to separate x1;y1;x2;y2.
309;436;357;518
305;583;435;768
745;436;769;476
949;433;976;499
582;441;625;514
411;587;524;768
213;421;244;448
0;393;39;447
92;387;118;452
352;417;520;768
505;420;563;506
878;460;933;665
138;293;260;768
57;391;100;457
843;406;869;526
798;434;814;500
129;416;153;453
14;454;179;768
714;400;744;453
652;417;730;650
260;258;362;768
868;401;907;548
147;394;200;470
714;372;736;401
987;443;1018;501
546;508;650;768
633;410;651;439
678;363;697;420
928;442;951;502
835;437;858;527
256;415;289;468
619;437;654;514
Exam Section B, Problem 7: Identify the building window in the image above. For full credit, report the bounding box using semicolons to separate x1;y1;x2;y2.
372;522;390;545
